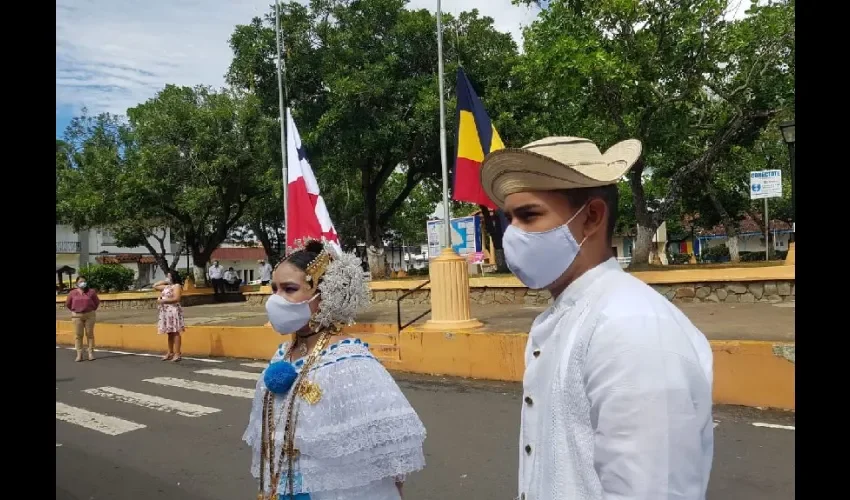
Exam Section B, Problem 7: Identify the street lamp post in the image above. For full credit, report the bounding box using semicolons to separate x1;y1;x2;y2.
779;121;795;241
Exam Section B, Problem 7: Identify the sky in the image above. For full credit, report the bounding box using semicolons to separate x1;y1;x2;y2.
55;0;542;138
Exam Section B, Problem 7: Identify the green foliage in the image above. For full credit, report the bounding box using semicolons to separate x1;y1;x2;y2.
78;264;135;292
739;250;786;262
57;86;274;274
226;1;519;253
516;0;794;264
702;244;731;262
667;252;692;266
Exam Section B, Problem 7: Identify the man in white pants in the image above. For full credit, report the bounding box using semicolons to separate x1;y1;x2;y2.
480;136;714;500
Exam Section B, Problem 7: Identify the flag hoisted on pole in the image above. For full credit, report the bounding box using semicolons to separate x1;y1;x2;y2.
452;67;504;210
285;108;341;255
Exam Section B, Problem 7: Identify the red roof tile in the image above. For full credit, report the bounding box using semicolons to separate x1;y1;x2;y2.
211;247;268;261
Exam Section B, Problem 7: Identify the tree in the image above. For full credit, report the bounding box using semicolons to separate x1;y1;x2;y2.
57;86;275;281
227;0;520;278
125;85;276;281
516;0;795;266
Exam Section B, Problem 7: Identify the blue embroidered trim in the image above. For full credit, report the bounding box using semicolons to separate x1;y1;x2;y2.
275;338;375;371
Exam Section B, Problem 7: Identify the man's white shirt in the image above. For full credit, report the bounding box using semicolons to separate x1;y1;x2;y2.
208;265;223;280
259;263;273;282
518;258;714;500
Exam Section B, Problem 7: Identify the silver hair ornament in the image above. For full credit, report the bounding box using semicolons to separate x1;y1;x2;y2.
313;248;371;329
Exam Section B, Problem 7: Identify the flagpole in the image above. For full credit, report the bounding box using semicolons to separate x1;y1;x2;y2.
436;0;452;248
275;0;289;245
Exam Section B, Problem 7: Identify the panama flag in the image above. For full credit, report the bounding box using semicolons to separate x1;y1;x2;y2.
452;68;504;210
285;108;341;254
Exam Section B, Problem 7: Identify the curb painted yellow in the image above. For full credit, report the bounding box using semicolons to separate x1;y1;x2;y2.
56;321;794;410
244;265;796;296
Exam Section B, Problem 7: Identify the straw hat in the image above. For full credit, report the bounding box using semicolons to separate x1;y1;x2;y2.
480;136;642;209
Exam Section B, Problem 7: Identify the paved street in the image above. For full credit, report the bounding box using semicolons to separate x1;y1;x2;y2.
56;300;796;341
56;348;795;500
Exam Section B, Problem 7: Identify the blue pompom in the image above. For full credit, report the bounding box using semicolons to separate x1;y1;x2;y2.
264;361;298;395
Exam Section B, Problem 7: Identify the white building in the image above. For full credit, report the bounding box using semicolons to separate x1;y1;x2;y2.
55;225;179;288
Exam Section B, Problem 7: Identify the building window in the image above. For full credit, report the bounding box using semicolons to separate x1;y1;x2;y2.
101;229;116;246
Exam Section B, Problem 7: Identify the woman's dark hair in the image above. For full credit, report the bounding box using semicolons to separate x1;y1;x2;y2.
76;275;87;283
285;240;326;272
167;269;184;286
271;240;325;293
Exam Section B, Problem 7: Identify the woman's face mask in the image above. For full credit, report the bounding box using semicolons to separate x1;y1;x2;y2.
265;293;319;334
77;281;87;289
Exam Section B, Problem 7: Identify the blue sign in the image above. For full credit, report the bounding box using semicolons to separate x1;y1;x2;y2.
426;215;483;259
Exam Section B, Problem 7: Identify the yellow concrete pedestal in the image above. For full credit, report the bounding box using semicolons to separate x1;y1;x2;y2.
259;285;273;294
422;248;483;331
184;276;196;291
785;242;795;265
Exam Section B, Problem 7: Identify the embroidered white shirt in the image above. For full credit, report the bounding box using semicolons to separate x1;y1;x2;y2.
518;258;714;500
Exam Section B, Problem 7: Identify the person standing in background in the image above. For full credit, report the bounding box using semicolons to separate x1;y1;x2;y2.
224;266;242;292
65;275;100;362
257;259;272;286
208;260;224;299
154;270;186;362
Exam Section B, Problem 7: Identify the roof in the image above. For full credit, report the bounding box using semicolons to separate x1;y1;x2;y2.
695;214;792;237
211;247;268;261
95;254;157;264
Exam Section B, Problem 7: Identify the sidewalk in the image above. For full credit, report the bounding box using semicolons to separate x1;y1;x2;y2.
56;300;795;342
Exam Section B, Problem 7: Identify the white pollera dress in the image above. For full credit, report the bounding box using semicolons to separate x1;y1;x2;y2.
243;338;427;500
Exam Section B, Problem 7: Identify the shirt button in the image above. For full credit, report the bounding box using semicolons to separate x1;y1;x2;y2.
525;444;532;455
524;396;533;406
532;349;541;358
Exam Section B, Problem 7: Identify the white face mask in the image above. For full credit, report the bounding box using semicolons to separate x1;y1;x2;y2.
77;282;87;289
265;293;318;334
503;203;588;290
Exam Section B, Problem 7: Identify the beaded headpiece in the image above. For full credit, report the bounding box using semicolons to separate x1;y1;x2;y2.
303;249;331;290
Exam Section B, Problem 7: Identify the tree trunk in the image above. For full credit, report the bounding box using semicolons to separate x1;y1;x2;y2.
726;235;741;263
190;248;213;286
706;181;740;263
366;245;386;280
632;224;657;267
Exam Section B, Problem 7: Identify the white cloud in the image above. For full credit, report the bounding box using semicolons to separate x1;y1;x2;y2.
56;0;539;119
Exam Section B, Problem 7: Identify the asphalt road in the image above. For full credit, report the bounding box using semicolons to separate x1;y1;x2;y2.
56;349;795;500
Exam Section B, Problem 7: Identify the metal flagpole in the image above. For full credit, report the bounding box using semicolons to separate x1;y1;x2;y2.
275;0;289;241
764;198;769;262
436;0;452;248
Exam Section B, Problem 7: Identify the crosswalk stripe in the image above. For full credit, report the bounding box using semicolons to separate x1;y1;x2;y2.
195;368;261;381
56;402;146;435
143;377;254;398
56;346;222;363
240;362;268;369
83;387;221;417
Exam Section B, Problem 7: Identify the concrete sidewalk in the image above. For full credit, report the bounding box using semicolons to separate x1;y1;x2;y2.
56;300;795;342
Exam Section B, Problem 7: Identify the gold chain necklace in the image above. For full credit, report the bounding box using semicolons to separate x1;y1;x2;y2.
257;331;333;500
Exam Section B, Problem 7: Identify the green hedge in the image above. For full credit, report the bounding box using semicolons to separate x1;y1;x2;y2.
667;252;692;265
78;264;135;292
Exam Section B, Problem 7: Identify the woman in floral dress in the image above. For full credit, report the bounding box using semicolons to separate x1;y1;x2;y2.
153;269;185;362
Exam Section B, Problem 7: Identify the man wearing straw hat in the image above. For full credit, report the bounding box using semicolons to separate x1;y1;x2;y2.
481;137;714;500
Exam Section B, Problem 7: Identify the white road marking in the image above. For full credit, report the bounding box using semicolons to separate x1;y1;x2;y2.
713;422;719;429
240;362;269;369
55;402;146;436
143;377;254;398
83;387;221;417
195;368;261;381
56;443;62;447
752;422;795;431
57;347;221;363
